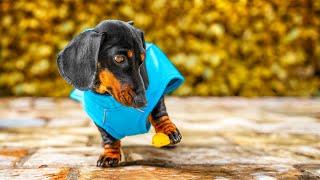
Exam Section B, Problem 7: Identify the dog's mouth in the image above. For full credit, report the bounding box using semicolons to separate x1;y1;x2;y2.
102;85;146;108
98;69;147;108
116;88;135;107
112;89;146;108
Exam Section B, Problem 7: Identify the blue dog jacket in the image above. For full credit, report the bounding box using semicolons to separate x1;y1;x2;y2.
70;43;184;139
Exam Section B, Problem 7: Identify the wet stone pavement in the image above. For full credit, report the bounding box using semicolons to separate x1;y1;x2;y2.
0;97;320;179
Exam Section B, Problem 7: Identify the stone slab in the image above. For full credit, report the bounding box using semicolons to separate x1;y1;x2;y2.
0;168;70;180
0;97;320;179
23;147;100;168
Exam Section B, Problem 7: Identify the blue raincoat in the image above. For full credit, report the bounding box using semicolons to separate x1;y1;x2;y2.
70;43;184;139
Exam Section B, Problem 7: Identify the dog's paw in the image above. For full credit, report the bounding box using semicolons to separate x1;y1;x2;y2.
96;154;120;167
166;128;182;145
152;116;182;145
96;141;121;167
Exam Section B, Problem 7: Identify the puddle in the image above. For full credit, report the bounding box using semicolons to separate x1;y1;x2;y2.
0;118;45;128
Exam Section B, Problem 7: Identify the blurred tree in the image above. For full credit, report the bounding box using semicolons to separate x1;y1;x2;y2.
0;0;319;96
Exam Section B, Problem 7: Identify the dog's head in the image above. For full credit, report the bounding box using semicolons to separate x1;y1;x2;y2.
57;20;148;108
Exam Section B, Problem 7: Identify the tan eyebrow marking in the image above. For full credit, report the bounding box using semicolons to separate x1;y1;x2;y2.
141;53;145;61
127;50;133;58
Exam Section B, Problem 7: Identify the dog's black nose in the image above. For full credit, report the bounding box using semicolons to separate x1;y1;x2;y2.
133;95;147;108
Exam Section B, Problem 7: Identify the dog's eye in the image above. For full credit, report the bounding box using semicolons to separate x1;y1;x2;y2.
114;55;126;63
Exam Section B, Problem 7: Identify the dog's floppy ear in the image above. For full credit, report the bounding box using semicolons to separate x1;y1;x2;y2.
139;30;146;50
136;29;149;89
57;30;102;90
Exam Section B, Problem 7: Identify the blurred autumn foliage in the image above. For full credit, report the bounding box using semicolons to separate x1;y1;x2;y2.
1;0;320;97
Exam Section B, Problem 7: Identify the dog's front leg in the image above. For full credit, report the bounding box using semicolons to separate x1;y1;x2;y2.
149;96;182;145
96;125;121;167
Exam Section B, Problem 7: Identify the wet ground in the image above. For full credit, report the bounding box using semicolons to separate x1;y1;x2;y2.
0;97;319;179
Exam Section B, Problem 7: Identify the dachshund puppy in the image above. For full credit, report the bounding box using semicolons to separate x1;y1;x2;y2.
57;20;183;167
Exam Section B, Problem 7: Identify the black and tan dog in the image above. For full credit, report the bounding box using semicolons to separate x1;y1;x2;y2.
57;20;182;167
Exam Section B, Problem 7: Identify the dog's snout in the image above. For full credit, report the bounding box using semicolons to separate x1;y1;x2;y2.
133;95;147;108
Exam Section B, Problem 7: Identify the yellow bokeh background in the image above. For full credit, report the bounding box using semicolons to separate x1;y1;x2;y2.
1;0;320;97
